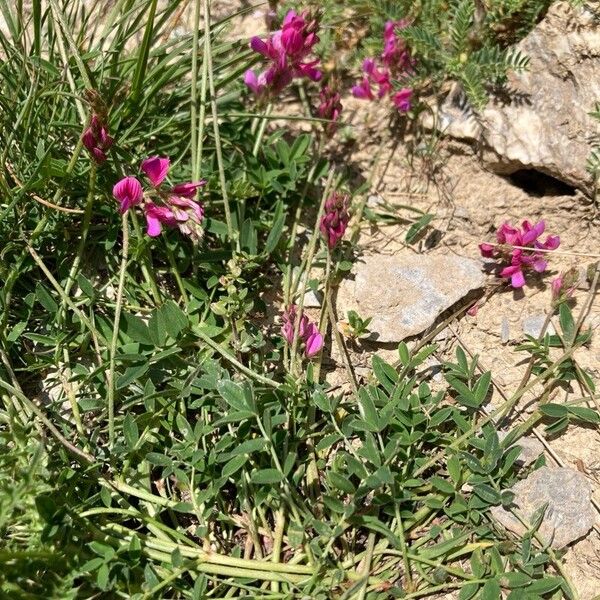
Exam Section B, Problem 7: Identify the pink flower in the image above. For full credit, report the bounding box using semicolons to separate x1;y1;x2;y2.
352;19;415;112
317;85;343;134
141;156;170;187
351;77;375;100
551;269;578;304
281;306;324;359
82;114;113;165
392;88;412;112
112;156;206;241
112;176;143;213
245;9;321;98
480;220;560;288
320;192;350;249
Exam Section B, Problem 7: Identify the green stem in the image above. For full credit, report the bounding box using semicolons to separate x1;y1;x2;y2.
108;213;129;449
203;0;236;251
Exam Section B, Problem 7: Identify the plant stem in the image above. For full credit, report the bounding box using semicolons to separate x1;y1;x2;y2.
108;212;129;449
203;0;237;251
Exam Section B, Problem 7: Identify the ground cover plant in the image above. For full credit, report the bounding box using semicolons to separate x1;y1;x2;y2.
1;1;599;598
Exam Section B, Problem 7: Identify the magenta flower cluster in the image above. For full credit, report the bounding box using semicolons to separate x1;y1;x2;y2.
480;220;560;288
316;85;343;134
352;19;414;112
112;157;206;242
281;305;323;358
320;192;350;249
245;10;322;98
82;115;113;165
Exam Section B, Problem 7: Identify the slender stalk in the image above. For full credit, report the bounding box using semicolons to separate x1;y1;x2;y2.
108;213;129;449
190;0;202;174
289;171;335;374
271;507;286;593
60;166;97;317
203;0;236;251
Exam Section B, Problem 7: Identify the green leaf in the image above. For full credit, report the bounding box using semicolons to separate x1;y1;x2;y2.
123;313;153;345
160;300;188;339
328;471;356;494
458;583;479;600
480;579;501;600
446;376;480;408
559;303;575;341
539;403;568;418
398;342;410;366
123;413;139;450
250;469;283;484
36;283;58;313
430;476;455;495
357;388;382;432
117;363;149;389
217;380;250;412
372;355;398;393
526;577;563;595
447;455;462;484
499;572;532;589
222;455;248;478
264;201;286;254
148;307;167;346
405;213;434;244
567;406;600;424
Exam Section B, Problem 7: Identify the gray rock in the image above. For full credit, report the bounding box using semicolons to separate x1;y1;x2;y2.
491;467;595;548
435;2;600;195
522;314;556;338
336;254;485;343
303;289;322;308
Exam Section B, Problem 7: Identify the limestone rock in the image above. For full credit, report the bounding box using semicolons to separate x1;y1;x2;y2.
491;467;595;548
438;2;600;195
336;254;485;343
522;314;556;338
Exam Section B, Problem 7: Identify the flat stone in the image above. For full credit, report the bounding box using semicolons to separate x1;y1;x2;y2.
522;314;556;338
336;254;485;343
434;2;600;195
303;289;322;308
491;467;595;548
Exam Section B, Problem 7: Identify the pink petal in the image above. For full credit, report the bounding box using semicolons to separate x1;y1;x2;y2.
479;243;495;257
112;177;143;213
511;270;526;288
305;326;324;358
532;257;548;273
171;181;206;198
250;36;270;57
81;128;96;151
539;235;560;250
145;212;162;237
141;156;170;187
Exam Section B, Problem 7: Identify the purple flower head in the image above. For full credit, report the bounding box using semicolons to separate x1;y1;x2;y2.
281;306;323;359
352;18;415;112
320;192;350;249
317;85;343;134
82;114;113;165
112;155;206;241
551;268;578;304
480;219;561;288
351;77;375;100
245;9;321;98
